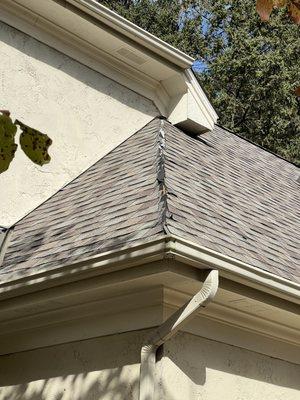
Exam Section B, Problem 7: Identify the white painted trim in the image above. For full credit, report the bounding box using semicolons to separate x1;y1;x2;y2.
0;271;298;363
164;303;300;365
0;0;218;133
164;288;300;347
0;286;165;355
65;0;194;69
1;236;299;305
166;236;300;304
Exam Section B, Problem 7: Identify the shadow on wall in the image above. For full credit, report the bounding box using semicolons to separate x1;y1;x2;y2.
0;329;175;400
162;331;300;399
0;330;146;400
1;328;299;400
0;369;140;400
0;21;156;116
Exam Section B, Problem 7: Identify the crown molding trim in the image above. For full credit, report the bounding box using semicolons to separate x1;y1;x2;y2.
0;236;299;306
64;0;194;69
0;0;218;133
0;269;298;363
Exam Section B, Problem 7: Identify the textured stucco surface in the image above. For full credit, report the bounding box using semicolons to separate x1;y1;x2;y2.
0;330;146;400
0;329;299;400
0;21;158;226
160;332;300;400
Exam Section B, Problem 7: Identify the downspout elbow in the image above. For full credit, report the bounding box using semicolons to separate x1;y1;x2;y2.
139;344;158;400
139;269;219;400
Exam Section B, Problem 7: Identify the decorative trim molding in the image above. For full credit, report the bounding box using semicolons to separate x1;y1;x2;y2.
164;288;300;347
65;0;194;69
0;275;298;363
0;0;218;133
1;236;299;305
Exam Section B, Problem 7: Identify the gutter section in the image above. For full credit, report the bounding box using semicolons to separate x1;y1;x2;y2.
64;0;194;69
167;235;300;304
0;236;298;304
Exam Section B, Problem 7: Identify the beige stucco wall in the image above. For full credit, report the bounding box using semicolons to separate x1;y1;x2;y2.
0;20;158;227
0;329;299;400
159;331;300;400
0;330;146;400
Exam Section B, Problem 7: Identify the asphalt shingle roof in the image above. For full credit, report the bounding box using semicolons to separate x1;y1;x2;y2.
1;118;299;283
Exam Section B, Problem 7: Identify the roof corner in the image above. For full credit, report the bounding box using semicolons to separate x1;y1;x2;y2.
0;0;217;135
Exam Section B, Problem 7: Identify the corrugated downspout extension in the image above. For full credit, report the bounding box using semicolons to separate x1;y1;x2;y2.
139;269;219;400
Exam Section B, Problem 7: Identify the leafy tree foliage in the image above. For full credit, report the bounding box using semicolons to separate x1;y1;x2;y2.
256;0;300;24
0;111;52;173
101;0;300;165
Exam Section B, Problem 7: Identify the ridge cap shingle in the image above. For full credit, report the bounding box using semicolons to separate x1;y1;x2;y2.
1;118;299;285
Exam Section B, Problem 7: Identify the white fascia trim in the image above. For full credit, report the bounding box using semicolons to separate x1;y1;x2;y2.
65;0;194;69
184;69;218;126
166;235;300;304
1;236;299;304
1;0;217;133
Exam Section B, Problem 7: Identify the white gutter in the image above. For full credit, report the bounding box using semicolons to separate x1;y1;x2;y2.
139;269;219;400
166;235;300;304
64;0;194;69
3;1;215;133
0;236;299;304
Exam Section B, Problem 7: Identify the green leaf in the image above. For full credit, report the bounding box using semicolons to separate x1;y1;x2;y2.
15;120;52;166
0;113;18;174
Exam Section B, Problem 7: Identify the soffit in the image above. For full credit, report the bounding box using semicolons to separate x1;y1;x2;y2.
0;261;298;363
0;0;217;132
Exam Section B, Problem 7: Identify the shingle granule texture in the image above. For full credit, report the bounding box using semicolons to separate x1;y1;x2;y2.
1;118;299;283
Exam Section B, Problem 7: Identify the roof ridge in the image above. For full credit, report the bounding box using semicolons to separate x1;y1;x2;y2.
156;119;171;235
2;118;299;285
6;115;163;230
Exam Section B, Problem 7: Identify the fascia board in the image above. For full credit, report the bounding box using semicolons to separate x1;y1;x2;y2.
185;70;218;121
64;0;194;69
165;70;218;133
0;236;299;306
1;0;217;133
166;236;300;305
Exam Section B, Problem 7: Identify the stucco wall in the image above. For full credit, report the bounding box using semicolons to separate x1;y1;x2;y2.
0;330;146;400
0;21;158;226
159;331;300;400
0;329;299;400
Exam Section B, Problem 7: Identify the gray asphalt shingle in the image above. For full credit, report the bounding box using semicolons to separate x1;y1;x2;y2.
1;118;299;283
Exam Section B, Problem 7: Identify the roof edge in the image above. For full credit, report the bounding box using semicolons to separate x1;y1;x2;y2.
1;0;216;133
0;235;299;305
167;235;300;304
64;0;194;69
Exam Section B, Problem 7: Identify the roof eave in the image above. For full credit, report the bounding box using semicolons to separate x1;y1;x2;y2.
1;235;299;305
0;0;217;133
65;0;195;69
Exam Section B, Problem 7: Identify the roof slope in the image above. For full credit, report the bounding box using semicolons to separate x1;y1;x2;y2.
1;118;300;283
